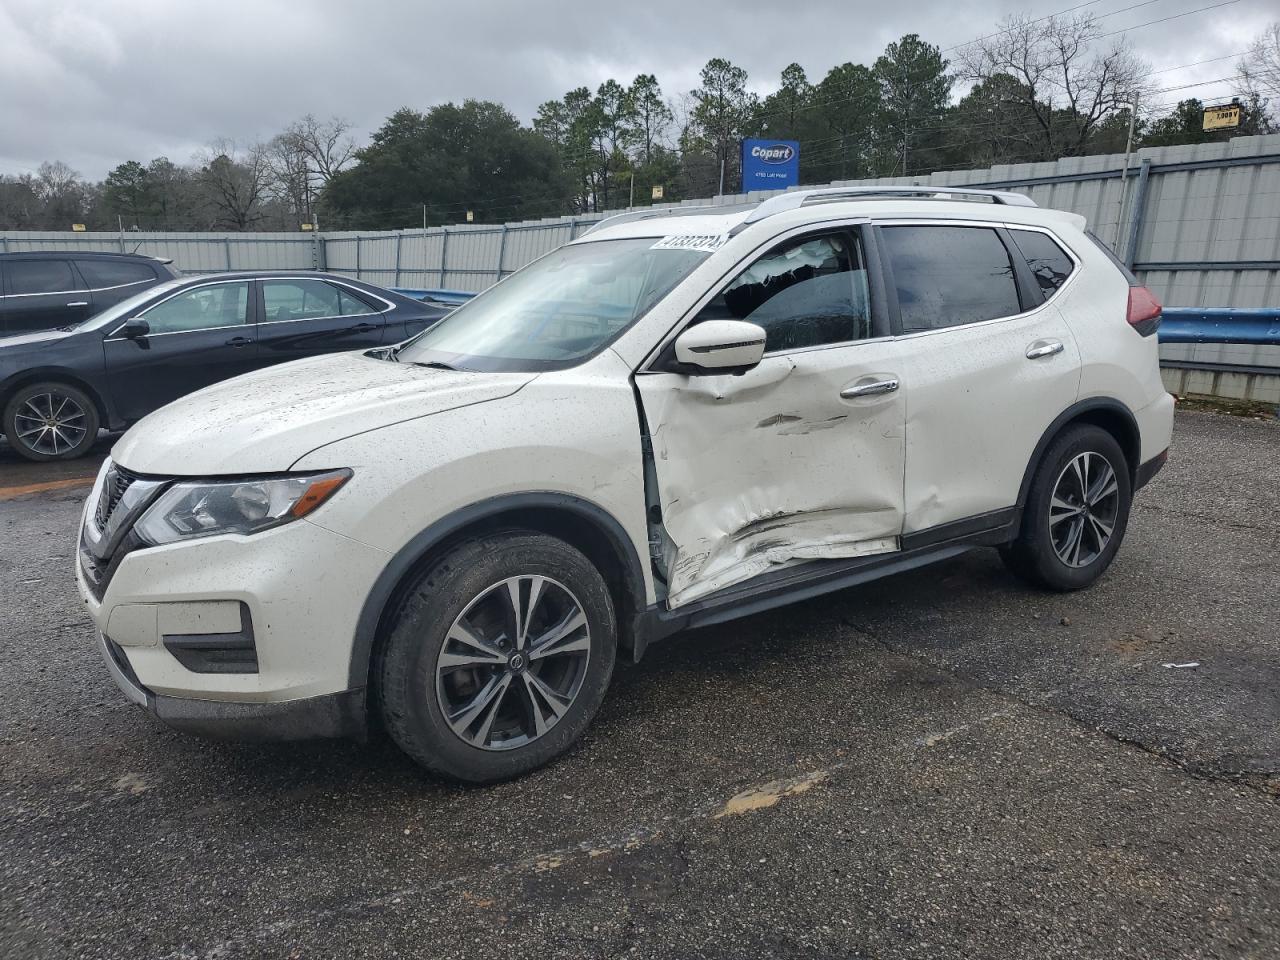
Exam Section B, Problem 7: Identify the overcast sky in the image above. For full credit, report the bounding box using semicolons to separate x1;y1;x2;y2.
0;0;1273;180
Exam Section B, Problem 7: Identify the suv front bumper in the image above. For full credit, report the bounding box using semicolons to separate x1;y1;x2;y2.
97;630;367;740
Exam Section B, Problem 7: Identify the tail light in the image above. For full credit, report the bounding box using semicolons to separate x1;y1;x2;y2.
1126;285;1162;337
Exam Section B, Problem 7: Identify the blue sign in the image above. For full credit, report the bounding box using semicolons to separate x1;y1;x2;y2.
741;139;799;192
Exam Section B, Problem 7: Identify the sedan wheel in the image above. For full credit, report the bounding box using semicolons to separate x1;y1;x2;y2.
3;382;100;462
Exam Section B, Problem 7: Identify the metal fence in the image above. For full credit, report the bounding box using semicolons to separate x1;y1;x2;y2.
5;133;1279;372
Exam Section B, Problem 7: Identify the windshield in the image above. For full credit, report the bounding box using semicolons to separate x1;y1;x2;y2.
394;238;708;371
77;278;187;331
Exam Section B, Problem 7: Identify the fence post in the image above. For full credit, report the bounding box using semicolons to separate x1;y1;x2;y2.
495;225;508;282
394;232;403;286
1124;158;1152;270
311;230;325;272
568;217;580;240
355;235;362;279
439;227;449;287
224;237;233;271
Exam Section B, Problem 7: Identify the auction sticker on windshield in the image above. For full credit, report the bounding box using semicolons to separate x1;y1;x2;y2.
651;234;729;253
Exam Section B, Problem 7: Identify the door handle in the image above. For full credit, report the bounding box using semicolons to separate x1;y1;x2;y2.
1026;340;1064;360
840;377;900;399
225;336;253;348
349;322;378;333
66;301;89;308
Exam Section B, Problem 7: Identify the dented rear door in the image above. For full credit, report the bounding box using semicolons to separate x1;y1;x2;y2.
635;226;907;608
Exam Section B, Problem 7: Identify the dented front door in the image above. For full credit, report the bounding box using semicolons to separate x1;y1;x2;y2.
636;341;906;608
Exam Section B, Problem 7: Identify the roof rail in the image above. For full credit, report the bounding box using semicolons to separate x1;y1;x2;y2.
581;202;752;237
742;185;1036;223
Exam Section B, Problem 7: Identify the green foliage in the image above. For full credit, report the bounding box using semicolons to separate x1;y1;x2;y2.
873;34;952;175
324;101;569;228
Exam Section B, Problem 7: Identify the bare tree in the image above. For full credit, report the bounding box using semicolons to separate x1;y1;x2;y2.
956;12;1148;160
34;161;88;227
265;134;313;227
195;139;270;230
284;115;356;184
1239;22;1280;105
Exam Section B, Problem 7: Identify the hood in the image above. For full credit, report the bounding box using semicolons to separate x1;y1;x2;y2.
111;351;535;475
0;327;74;350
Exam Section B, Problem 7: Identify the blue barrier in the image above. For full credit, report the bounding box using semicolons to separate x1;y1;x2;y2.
1159;308;1280;345
391;287;476;306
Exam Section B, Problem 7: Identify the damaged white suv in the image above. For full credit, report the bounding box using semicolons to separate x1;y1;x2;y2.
77;186;1173;782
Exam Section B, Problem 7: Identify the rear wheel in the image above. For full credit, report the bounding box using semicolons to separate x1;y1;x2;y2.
376;531;616;783
1000;424;1132;591
2;381;100;461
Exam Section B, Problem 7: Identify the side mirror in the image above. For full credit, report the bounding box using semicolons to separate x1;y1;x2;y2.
672;320;766;375
121;318;150;340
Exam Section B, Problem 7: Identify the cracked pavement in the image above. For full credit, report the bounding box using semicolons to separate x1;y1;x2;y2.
1;409;1277;959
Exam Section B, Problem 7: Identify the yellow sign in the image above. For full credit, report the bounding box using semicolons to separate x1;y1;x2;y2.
466;210;474;222
71;223;86;232
651;184;664;200
300;222;314;231
1203;104;1240;131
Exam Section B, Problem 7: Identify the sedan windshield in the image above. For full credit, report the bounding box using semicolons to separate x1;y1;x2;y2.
394;238;708;371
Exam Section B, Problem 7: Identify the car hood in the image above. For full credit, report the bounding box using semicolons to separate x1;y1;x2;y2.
0;327;74;349
111;352;536;475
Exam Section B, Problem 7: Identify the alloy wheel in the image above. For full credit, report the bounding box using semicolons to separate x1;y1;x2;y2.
13;391;89;457
1048;451;1121;568
434;575;591;751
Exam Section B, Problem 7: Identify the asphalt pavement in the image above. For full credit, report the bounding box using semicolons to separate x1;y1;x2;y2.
0;409;1277;960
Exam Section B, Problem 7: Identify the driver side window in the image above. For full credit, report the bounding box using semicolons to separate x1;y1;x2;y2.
691;230;870;352
141;282;249;334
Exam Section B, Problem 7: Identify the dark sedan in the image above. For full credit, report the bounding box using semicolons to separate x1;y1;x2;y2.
0;272;454;461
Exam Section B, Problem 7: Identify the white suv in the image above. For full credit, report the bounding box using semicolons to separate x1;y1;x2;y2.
76;187;1173;782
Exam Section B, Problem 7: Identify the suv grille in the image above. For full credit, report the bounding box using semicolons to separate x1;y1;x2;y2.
95;465;138;529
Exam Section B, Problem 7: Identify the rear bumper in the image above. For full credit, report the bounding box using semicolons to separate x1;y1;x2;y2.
99;632;366;741
1135;448;1169;491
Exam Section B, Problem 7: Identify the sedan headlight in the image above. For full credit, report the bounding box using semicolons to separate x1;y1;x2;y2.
134;470;351;546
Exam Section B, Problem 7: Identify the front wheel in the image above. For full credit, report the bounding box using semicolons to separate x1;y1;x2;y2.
1000;424;1132;591
3;381;101;461
376;531;617;783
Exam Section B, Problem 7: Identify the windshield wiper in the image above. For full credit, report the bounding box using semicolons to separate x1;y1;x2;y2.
409;360;463;371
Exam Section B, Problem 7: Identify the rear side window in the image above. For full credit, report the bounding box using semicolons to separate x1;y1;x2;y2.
7;259;81;295
76;259;157;289
338;288;377;316
262;279;346;322
1009;230;1075;299
881;226;1020;333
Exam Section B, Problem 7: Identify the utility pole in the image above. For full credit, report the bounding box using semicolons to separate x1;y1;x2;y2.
1115;90;1140;249
629;170;635;208
718;156;726;196
422;203;427;231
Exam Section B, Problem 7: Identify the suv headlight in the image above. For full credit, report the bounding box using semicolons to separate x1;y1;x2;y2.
134;470;351;546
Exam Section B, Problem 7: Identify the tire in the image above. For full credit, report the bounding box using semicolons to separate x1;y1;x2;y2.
1000;424;1132;592
2;381;101;462
376;531;617;783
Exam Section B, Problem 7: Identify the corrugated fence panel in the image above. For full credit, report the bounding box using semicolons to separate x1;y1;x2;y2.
5;134;1278;370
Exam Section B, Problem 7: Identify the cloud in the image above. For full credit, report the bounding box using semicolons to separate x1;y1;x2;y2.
1;0;1274;179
